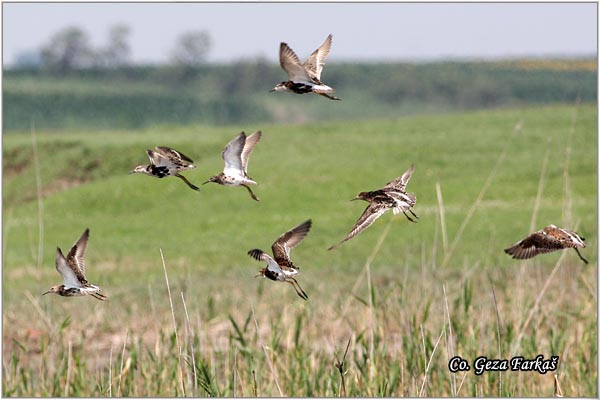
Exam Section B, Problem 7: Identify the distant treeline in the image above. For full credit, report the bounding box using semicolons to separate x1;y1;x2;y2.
3;59;596;131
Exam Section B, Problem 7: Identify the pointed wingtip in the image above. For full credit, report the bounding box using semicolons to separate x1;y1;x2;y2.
247;249;263;260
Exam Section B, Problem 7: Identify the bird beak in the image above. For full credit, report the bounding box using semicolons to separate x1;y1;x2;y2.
202;180;210;185
350;196;359;201
42;290;51;296
128;170;136;174
269;88;276;92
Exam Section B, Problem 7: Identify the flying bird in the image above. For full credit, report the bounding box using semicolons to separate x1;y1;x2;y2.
204;131;262;201
248;219;312;300
504;224;588;264
329;165;418;250
270;34;340;100
43;228;108;301
129;146;200;191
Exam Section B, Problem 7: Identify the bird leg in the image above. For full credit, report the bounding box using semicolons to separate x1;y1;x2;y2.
402;211;418;223
287;277;308;301
175;173;200;191
242;185;260;201
318;93;341;101
90;292;108;301
574;248;589;264
409;209;419;219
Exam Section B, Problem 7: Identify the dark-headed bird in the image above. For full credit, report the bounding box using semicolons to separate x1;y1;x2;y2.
129;146;200;191
248;219;312;300
270;34;340;100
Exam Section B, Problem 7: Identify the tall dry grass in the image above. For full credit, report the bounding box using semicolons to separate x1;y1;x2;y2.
3;246;596;396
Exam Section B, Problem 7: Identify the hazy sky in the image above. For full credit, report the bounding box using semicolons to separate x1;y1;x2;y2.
2;2;597;66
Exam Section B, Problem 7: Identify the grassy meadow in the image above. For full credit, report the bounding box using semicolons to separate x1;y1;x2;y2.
2;103;597;396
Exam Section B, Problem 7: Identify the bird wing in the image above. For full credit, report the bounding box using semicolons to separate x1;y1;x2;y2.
504;231;564;259
279;42;311;82
248;248;271;262
222;132;246;175
146;149;173;168
272;220;312;265
56;247;83;288
240;131;262;174
155;146;195;165
384;164;415;191
303;34;332;81
328;203;388;250
66;228;89;279
248;249;282;275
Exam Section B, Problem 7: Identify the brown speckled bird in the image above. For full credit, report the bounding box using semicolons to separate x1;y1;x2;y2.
328;165;417;250
504;224;588;264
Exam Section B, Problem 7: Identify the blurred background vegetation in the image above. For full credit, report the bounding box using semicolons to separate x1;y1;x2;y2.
3;24;597;132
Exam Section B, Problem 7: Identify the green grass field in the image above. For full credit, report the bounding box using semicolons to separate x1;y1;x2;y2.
2;103;597;396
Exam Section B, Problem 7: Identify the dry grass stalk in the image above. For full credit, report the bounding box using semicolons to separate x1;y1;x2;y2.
442;284;456;396
334;338;351;397
529;140;551;233
24;290;54;333
108;346;113;397
64;339;72;397
181;292;198;395
419;329;444;397
562;100;580;228
159;249;186;396
441;119;523;268
554;374;563;397
435;179;448;254
488;273;503;395
117;328;128;397
30;123;44;272
510;250;567;357
252;306;284;396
